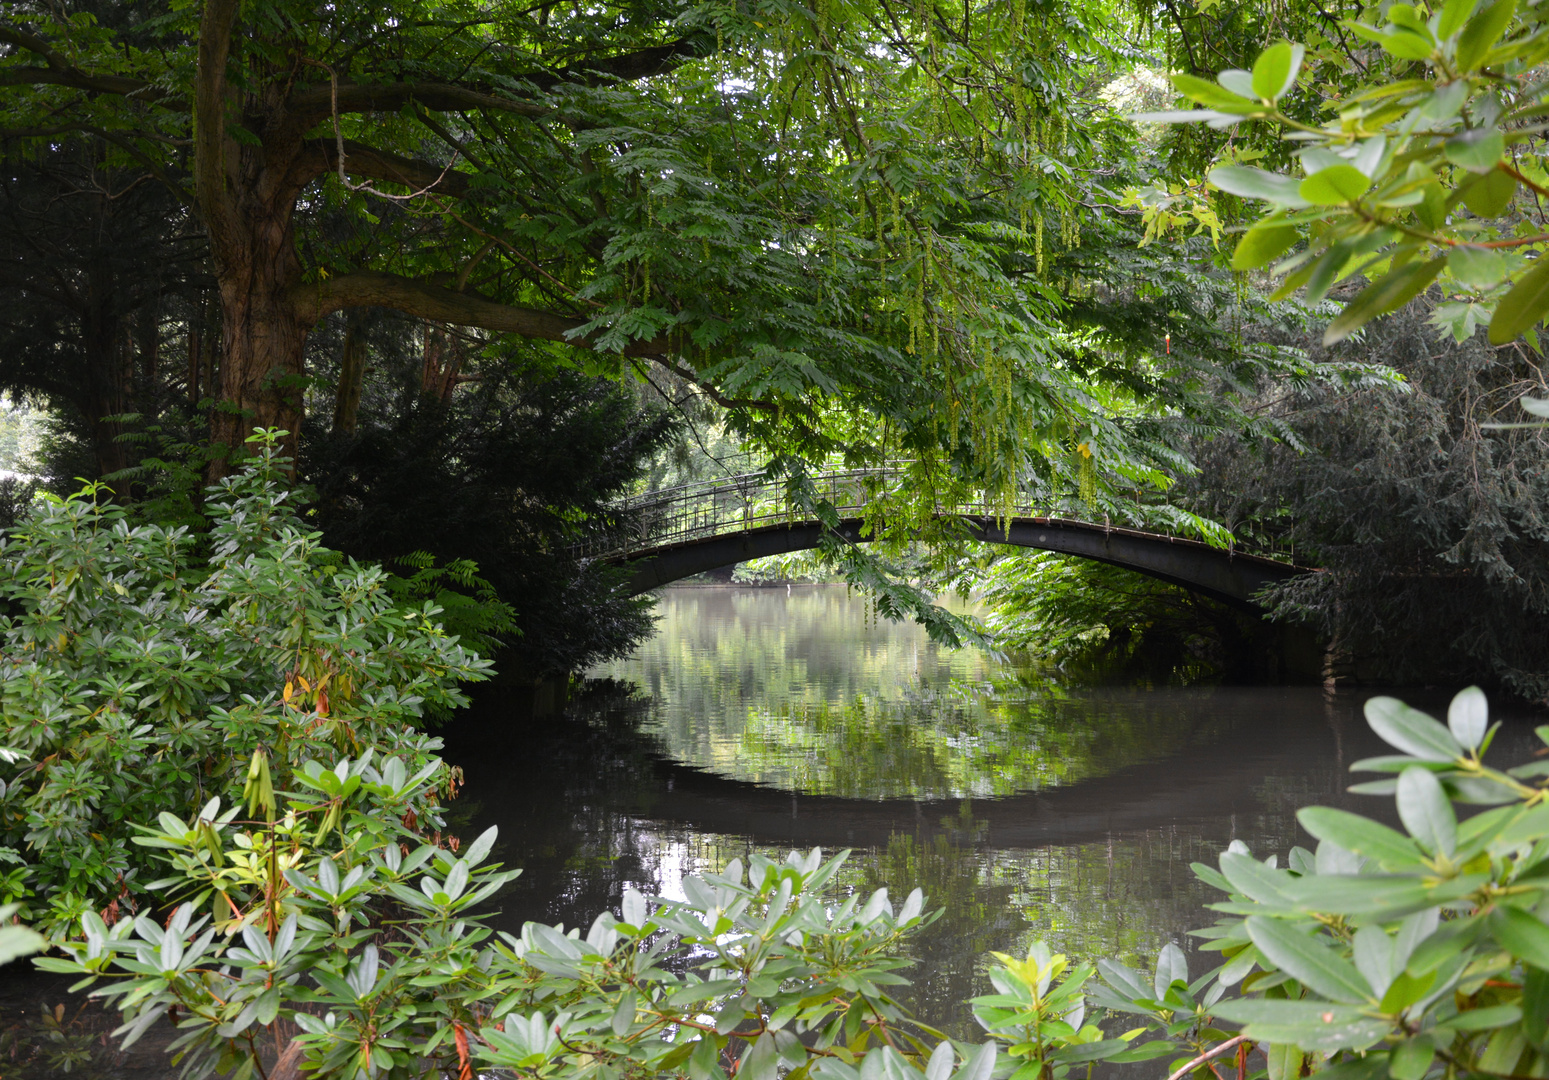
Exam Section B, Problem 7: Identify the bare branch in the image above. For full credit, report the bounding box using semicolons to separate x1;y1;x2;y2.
294;139;471;197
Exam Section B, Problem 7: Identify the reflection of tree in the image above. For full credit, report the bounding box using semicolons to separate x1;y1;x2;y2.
597;587;1247;799
723;694;1235;799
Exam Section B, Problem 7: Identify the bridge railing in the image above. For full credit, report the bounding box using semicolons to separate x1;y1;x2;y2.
573;468;1301;566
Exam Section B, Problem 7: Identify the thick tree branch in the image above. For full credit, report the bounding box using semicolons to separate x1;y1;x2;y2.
287;81;550;127
294;139;471;197
193;0;241;264
0;25;169;101
294;270;670;357
284;38;708;126
532;38;712;89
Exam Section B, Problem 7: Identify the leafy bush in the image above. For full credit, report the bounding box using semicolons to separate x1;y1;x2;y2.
0;431;489;932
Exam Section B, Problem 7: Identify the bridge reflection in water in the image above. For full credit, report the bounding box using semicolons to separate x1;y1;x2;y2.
583;468;1308;608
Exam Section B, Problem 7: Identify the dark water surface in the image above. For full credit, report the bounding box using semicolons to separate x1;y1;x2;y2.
5;584;1546;1073
443;585;1547;1035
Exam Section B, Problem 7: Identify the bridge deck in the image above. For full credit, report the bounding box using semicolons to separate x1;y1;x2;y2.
586;469;1308;609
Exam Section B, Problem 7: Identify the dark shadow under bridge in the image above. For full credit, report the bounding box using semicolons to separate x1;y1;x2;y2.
587;469;1308;611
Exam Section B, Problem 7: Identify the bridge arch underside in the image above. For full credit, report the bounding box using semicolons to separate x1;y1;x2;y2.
621;516;1301;611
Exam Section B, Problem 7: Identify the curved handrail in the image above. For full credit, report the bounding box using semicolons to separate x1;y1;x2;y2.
579;468;1300;567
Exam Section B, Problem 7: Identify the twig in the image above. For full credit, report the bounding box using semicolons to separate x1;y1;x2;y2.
1165;1035;1251;1080
300;58;461;201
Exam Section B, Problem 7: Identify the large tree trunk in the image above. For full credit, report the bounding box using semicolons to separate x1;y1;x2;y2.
195;0;312;476
208;249;308;472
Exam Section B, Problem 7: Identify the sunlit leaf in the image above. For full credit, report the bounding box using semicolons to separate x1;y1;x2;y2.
1490;254;1549;344
1300;165;1373;205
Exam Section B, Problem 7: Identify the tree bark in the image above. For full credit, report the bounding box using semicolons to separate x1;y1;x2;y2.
207;244;309;469
332;315;366;434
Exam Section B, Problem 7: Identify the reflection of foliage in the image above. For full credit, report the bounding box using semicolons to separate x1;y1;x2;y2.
0;1001;125;1079
609;588;1237;797
727;693;1228;799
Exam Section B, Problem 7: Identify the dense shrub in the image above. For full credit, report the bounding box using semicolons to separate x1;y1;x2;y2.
1183;310;1549;698
0;432;487;933
305;361;677;682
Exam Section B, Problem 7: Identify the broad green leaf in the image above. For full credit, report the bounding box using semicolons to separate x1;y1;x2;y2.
1462;168;1518;217
1389;1038;1435;1080
1447;686;1489;748
1490;254;1549;344
1171;73;1259;112
1364;697;1463;761
1210;165;1311;207
1489;906;1549;968
1406;912;1484;973
1283;874;1438;920
1324;258;1447;345
1448;247;1506;289
1396;767;1457;856
1439;0;1481;38
1220;851;1294;904
1154;942;1189;997
1209;999;1390;1051
1380;968;1437;1012
1252;42;1305;101
1219;69;1257;98
0;924;44;967
1306;243;1355;303
1234;224;1301;270
1445;128;1506;174
1378;27;1441;59
1456;0;1518;71
1352;925;1396;999
1300;165;1373;205
1246;916;1373;1003
1298;807;1424;869
1437;1004;1522;1031
1266;1041;1302;1080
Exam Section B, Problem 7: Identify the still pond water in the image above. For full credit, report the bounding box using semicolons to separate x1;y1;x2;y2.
5;584;1546;1074
446;585;1546;1034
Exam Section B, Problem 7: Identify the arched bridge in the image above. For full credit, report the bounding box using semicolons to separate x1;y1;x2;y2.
583;469;1308;611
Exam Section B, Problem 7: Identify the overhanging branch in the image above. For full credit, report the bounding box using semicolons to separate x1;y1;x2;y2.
287;81;550;127
295;269;670;357
0;24;170;102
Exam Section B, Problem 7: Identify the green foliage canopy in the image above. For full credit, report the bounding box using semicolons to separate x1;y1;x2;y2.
0;0;1308;515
